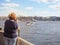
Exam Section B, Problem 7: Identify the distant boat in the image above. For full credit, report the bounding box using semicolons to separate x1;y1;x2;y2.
26;21;35;26
32;19;37;22
26;21;32;26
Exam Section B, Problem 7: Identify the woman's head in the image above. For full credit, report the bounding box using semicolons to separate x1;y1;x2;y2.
8;13;17;21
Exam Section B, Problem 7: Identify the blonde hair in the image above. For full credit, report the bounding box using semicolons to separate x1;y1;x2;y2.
8;13;17;21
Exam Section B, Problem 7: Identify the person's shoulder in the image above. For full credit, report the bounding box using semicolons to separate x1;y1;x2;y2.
5;20;9;22
4;20;9;24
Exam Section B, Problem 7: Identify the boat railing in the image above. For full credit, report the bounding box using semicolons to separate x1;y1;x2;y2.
16;37;34;45
0;30;34;45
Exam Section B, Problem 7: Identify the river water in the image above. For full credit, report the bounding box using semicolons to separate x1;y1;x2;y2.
1;21;60;45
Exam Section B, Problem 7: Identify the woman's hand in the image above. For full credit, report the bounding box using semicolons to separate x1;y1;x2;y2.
16;27;20;36
18;27;20;30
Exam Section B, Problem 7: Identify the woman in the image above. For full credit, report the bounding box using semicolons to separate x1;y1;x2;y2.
3;13;19;45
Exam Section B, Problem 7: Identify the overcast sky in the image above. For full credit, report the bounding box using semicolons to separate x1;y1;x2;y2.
0;0;60;17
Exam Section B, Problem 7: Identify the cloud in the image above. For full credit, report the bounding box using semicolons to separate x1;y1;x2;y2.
31;0;48;3
0;6;24;16
48;3;60;10
0;7;9;9
5;0;11;2
34;11;49;16
30;0;60;3
0;3;19;11
25;7;33;10
0;3;22;16
1;3;19;8
32;10;60;16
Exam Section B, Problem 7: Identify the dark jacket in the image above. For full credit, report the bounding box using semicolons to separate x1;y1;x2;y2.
3;20;18;38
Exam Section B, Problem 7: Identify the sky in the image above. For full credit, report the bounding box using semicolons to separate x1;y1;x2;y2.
0;0;60;17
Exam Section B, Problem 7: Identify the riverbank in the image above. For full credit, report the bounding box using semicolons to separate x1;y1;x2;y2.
0;16;60;21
